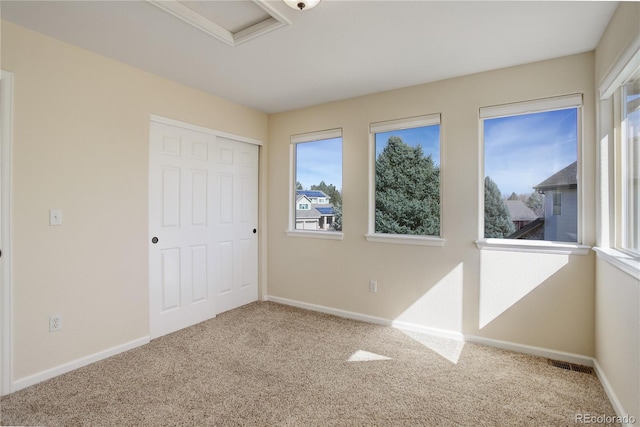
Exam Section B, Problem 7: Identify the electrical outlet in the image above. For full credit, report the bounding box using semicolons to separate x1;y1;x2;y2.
49;210;62;226
369;280;378;293
49;314;62;332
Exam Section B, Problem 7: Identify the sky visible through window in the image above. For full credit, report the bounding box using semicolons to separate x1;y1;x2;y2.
295;111;575;198
484;108;577;196
296;138;342;190
375;126;441;163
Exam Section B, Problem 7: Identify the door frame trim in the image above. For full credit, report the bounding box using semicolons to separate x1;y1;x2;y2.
1;70;15;396
150;115;263;146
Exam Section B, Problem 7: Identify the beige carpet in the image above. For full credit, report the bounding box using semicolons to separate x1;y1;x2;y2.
1;302;617;426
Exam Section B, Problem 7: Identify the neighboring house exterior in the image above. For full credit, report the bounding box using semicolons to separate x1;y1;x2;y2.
505;200;537;230
506;200;545;240
533;161;578;242
295;190;335;230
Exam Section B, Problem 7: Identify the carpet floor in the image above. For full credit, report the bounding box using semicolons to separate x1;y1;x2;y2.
0;302;618;426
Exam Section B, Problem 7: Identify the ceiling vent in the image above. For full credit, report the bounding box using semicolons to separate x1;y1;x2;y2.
147;0;291;47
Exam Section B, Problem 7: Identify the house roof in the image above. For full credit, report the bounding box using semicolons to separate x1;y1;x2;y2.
295;202;334;218
295;209;320;219
295;194;312;203
507;218;545;239
534;161;578;192
505;200;537;221
316;207;335;215
297;190;328;199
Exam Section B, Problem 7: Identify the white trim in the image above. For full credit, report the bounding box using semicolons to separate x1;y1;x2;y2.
285;230;344;240
479;96;585;246
290;128;342;144
146;0;290;48
368;114;443;241
593;359;637;427
149;115;263;146
390;319;465;342
599;40;640;100
288;128;343;234
479;93;583;119
266;295;595;366
620;70;640;255
365;233;445;247
265;295;390;326
593;247;640;280
475;238;591;255
258;296;640;420
462;334;594;367
0;71;14;396
369;113;441;134
12;336;149;393
288;144;296;231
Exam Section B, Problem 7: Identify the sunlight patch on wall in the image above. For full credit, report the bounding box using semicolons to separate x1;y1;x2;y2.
347;350;392;362
401;330;465;364
393;263;463;332
479;251;568;329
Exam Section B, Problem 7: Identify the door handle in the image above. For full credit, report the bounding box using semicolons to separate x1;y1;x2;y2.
152;237;159;244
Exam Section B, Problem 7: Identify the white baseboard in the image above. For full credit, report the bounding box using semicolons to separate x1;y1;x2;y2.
391;319;466;342
593;359;636;427
12;336;150;393
266;295;392;326
10;298;634;425
267;295;639;421
266;295;593;365
462;334;595;367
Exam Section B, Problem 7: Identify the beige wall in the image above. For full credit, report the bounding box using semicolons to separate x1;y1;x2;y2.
2;21;268;380
595;259;639;420
594;2;640;420
4;6;634;409
268;52;596;356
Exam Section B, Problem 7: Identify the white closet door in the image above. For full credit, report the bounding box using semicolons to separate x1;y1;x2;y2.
214;137;259;314
149;121;259;339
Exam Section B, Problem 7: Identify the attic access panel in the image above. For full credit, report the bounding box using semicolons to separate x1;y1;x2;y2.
148;0;290;47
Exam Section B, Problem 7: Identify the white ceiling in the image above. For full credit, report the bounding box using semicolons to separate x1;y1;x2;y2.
1;1;618;114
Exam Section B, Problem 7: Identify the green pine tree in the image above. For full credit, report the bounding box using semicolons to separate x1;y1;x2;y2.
525;191;544;218
375;136;440;236
484;176;515;238
330;203;342;231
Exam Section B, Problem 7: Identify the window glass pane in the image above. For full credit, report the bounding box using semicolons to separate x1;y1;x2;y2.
484;108;578;242
623;69;640;252
295;137;342;231
553;193;562;216
374;125;440;236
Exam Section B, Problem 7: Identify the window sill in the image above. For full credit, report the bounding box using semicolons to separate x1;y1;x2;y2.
475;238;591;255
365;233;445;247
593;247;640;280
286;230;344;241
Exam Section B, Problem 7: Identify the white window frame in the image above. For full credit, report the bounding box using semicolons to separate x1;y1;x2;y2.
366;113;445;247
552;193;562;216
287;128;343;240
594;42;640;279
476;94;590;255
620;70;640;255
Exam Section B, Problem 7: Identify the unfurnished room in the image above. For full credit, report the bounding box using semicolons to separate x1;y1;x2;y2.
0;1;638;425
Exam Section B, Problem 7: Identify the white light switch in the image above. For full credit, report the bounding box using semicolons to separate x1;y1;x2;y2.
49;210;62;226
